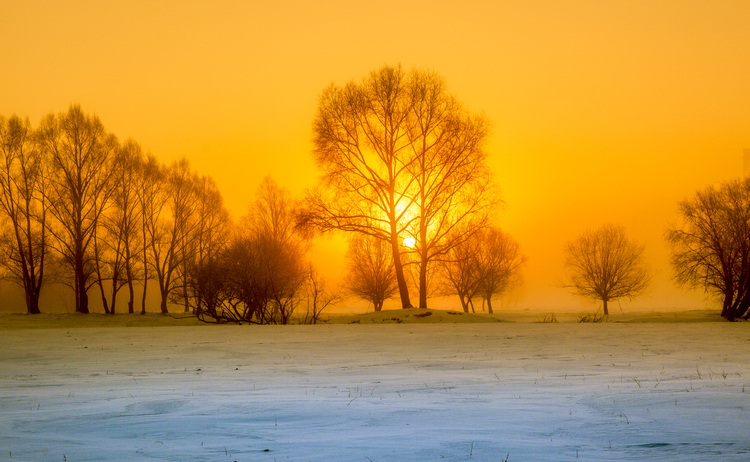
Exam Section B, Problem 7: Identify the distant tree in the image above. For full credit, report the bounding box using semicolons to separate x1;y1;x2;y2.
474;228;525;314
0;114;49;314
563;224;650;316
666;178;750;321
343;234;398;311
37;105;118;313
227;177;308;324
439;229;482;313
302;264;341;324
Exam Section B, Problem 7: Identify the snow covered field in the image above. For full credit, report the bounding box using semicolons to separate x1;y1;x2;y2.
1;321;749;461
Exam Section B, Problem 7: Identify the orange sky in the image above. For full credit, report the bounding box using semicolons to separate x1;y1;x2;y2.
2;0;749;311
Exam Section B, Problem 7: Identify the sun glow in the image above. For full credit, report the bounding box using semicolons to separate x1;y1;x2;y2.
403;237;416;248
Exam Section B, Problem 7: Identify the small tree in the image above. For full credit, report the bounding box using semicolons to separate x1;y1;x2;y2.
439;229;482;313
302;264;341;324
475;228;525;314
343;234;398;311
563;224;649;315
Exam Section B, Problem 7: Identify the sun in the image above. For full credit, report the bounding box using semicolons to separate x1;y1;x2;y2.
403;237;416;248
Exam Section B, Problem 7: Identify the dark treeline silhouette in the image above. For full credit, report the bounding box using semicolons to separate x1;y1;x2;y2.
7;70;743;323
0;107;337;323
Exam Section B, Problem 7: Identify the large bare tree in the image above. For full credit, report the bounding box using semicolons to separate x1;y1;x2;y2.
0;115;49;314
37;105;117;313
96;139;144;314
300;65;419;308
403;70;496;308
666;178;750;321
564;223;650;316
301;65;497;309
136;153;163;314
149;158;197;314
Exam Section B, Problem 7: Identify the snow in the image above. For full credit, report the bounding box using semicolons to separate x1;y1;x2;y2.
1;322;749;461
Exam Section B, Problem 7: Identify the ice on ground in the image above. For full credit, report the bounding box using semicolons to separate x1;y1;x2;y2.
1;322;749;461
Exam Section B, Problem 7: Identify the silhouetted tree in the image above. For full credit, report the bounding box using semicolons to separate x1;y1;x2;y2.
666;178;750;321
149;158;197;313
343;234;398;311
403;69;496;308
92;140;144;314
439;229;482;313
564;224;650;316
136;154;163;314
302;264;341;324
474;228;525;314
180;175;231;315
37;105;117;313
245;177;307;324
0;114;49;314
300;65;419;308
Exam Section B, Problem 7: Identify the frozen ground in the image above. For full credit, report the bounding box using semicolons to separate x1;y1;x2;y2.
1;321;749;461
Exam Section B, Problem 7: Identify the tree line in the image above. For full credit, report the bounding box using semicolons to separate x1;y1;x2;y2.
2;65;747;322
0;107;340;323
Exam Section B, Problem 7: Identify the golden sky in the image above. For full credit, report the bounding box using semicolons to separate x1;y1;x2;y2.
2;0;749;311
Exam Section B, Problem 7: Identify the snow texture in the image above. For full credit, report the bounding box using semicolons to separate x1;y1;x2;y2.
1;323;749;461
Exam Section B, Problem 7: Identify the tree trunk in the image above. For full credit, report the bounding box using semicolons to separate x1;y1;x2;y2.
602;299;609;316
459;294;469;313
76;265;89;314
390;232;412;309
486;297;493;314
418;251;428;308
97;279;110;314
141;277;148;315
27;292;41;314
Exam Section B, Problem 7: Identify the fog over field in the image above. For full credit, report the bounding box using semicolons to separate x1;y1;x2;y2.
1;319;748;461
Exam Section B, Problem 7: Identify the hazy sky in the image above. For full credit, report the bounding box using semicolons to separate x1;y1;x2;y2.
2;0;749;311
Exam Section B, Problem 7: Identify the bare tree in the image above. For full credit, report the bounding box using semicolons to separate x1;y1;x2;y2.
136;153;163;314
474;228;525;314
181;175;231;314
563;223;650;315
302;264;341;324
666;178;750;321
93;139;144;314
439;230;483;313
149;158;197;314
300;65;419;308
343;234;398;311
0;115;49;314
37;105;117;313
245;177;308;324
403;69;497;308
